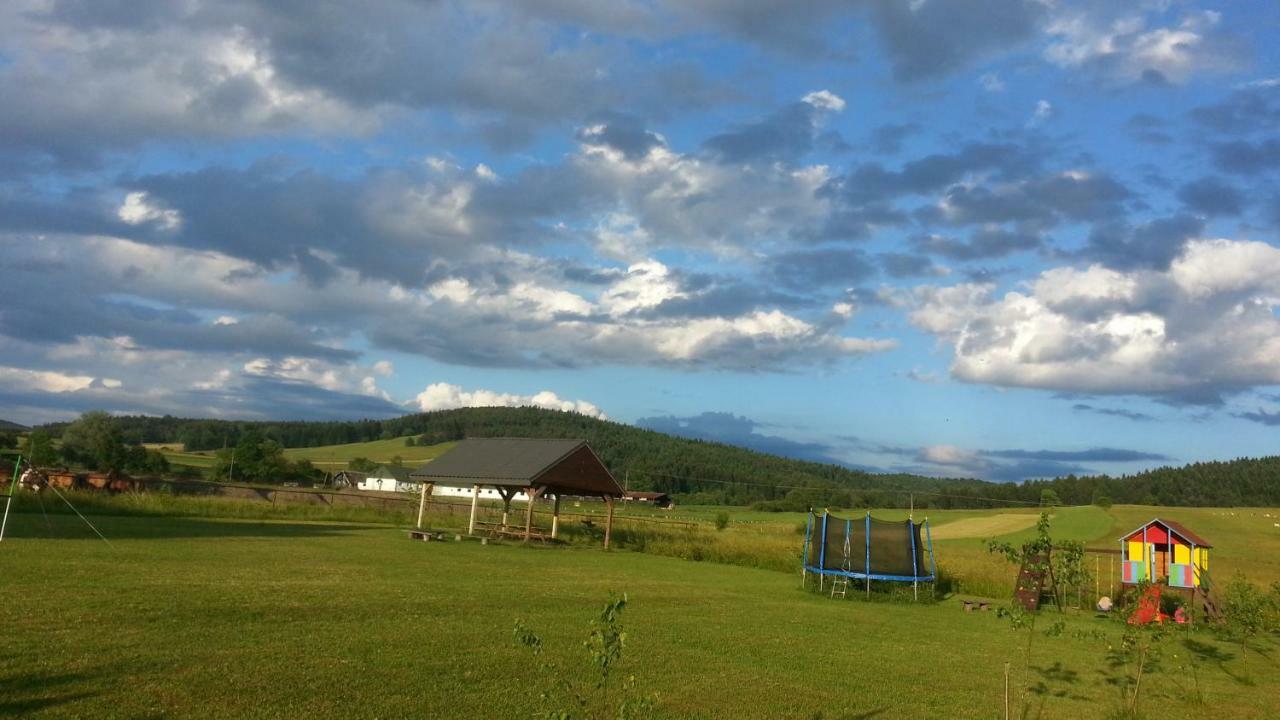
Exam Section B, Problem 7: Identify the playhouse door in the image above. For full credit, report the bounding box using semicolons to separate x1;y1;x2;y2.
1154;548;1168;580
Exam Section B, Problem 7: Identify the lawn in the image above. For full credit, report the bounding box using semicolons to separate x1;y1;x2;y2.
2;512;1278;719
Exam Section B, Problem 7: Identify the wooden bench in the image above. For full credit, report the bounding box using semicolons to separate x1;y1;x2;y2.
962;600;991;613
407;529;446;542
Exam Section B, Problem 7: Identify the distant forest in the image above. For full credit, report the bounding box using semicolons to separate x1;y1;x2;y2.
30;407;1280;509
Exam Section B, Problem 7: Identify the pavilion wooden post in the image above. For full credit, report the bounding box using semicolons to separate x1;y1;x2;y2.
603;495;615;549
523;487;544;543
468;484;480;535
551;493;561;539
416;482;434;529
497;487;519;530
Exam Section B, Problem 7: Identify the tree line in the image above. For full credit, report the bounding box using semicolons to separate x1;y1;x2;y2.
23;408;1280;507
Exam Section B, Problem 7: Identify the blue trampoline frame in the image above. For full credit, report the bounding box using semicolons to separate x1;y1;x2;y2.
801;509;937;584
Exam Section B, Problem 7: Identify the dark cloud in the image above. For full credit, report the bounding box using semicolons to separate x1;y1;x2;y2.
983;448;1168;463
866;0;1046;82
1190;83;1280;135
769;247;877;289
636;411;839;464
0;263;357;361
0;376;405;425
868;122;920;155
1176;176;1245;216
920;171;1131;228
826;140;1044;210
644;282;811;319
576;115;665;161
1124;113;1174;145
912;227;1042;261
1071;403;1155;422
703;99;836;163
878;252;944;278
1082;214;1204;270
1233;408;1280;426
1210;138;1280;175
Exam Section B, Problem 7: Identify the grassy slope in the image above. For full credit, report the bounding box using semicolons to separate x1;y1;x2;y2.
2;513;1278;719
161;437;458;470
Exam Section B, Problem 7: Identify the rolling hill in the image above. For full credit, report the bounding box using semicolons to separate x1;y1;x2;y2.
37;407;1280;508
0;419;30;431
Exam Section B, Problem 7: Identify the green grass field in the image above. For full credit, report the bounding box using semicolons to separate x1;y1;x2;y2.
2;502;1278;719
161;437;458;471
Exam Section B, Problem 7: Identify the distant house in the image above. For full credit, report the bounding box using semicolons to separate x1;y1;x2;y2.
358;466;415;493
331;470;367;489
623;491;673;509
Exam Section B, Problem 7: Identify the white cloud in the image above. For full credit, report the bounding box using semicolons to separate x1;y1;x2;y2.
413;382;606;419
979;72;1005;92
1029;99;1053;126
910;239;1280;400
801;89;846;112
0;367;96;393
118;192;182;230
1044;10;1236;84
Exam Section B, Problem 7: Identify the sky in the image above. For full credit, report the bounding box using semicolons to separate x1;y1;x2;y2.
2;0;1279;482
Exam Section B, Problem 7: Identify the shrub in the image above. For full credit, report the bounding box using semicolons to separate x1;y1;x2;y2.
1222;573;1270;650
713;511;730;531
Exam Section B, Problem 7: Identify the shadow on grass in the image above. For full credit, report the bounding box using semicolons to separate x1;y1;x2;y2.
1185;638;1234;664
2;513;384;540
808;709;888;720
0;669;100;716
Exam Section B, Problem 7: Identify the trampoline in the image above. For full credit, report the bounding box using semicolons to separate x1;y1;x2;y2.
801;510;937;597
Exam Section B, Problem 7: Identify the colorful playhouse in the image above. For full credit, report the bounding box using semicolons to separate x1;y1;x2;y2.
1120;518;1211;588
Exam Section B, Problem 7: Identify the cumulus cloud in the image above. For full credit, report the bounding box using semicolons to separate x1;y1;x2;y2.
1044;9;1239;85
910;239;1280;403
413;383;605;419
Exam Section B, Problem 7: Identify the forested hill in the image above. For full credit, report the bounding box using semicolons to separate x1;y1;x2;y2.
0;419;29;431
36;408;1280;509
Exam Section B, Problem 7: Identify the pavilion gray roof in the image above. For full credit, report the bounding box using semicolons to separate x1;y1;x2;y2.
409;438;622;497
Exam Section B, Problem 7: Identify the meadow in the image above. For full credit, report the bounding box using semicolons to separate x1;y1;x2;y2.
159;437;458;471
2;496;1279;719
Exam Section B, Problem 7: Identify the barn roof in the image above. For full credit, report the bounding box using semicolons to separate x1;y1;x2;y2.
369;465;410;482
1122;518;1213;548
409;438;622;497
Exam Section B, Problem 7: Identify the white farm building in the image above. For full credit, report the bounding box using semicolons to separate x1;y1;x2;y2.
357;466;416;493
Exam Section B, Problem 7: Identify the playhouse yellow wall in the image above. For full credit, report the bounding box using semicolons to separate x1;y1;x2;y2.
1174;544;1190;564
1127;541;1144;561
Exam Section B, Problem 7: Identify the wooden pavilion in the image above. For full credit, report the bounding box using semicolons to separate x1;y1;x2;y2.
408;438;624;547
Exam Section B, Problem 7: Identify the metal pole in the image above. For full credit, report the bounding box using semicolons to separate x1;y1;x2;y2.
0;455;23;543
925;518;936;582
910;517;919;602
864;512;871;597
801;511;812;588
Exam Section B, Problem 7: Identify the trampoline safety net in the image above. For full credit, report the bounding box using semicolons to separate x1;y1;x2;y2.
802;510;935;582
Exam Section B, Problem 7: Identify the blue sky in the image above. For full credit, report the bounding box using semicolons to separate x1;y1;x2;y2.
2;0;1279;482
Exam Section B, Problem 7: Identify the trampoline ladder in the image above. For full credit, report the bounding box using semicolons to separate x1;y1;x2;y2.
830;575;850;599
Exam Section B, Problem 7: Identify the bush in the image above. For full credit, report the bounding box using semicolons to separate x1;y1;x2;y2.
1222;573;1270;650
713;511;730;531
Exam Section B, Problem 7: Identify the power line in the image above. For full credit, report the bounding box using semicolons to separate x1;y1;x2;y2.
627;469;1076;508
